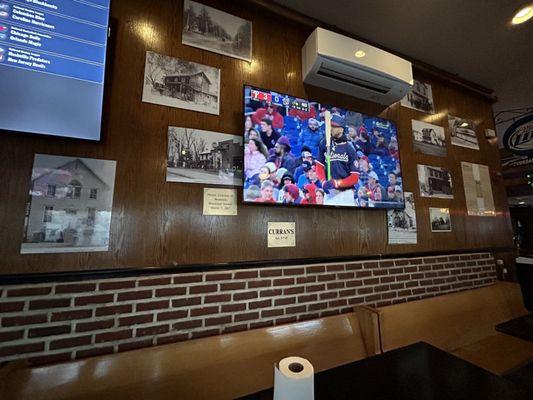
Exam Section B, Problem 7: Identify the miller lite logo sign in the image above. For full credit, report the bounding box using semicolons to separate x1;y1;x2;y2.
503;115;533;156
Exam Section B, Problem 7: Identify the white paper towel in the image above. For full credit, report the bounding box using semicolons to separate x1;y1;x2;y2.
273;356;314;400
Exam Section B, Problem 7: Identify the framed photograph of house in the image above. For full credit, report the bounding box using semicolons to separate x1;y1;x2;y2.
142;51;220;115
21;154;117;254
167;126;243;186
417;164;453;199
449;115;479;150
400;80;435;114
412;119;447;157
429;207;452;232
182;0;252;62
387;191;417;245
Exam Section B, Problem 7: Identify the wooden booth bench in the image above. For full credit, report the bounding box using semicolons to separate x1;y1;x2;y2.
372;282;533;375
0;309;379;400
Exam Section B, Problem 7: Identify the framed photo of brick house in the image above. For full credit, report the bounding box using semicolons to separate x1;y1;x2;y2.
142;51;220;115
21;154;117;254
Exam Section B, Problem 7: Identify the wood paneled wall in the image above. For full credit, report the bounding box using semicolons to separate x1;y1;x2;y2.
0;0;513;275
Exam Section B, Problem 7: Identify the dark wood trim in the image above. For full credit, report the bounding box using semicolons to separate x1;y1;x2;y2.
0;247;515;285
247;0;497;102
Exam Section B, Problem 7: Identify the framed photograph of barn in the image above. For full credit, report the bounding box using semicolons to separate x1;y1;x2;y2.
411;119;447;157
21;154;117;254
142;51;220;115
182;0;252;62
167;126;243;186
417;164;453;199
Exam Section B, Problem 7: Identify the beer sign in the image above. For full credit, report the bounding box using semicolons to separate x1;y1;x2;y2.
503;115;533;156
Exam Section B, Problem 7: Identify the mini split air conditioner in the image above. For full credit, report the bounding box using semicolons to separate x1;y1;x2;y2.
302;28;413;105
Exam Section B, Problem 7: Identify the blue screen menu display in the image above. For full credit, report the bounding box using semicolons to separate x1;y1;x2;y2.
0;0;110;141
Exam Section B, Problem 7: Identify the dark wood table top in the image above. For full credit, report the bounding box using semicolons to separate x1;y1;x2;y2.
238;342;531;399
496;314;533;342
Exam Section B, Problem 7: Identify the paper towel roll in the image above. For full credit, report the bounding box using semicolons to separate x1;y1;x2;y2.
273;356;314;400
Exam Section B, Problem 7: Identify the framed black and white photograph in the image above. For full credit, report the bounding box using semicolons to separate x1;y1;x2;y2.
21;154;117;254
429;207;452;232
417;164;453;199
387;191;417;244
412;119;447;157
448;115;479;150
400;80;435;114
142;51;220;115
182;0;252;62
167;126;243;186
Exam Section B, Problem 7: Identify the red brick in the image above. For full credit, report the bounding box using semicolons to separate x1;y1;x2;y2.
118;339;153;352
233;291;258;301
296;276;316;284
76;346;113;359
380;276;395;283
249;299;271;309
204;294;231;303
317;274;336;282
337;272;354;280
155;287;187;297
382;292;397;300
261;309;284;318
50;335;92;350
190;284;217;294
157;310;188;321
76;294;114;306
306;266;325;274
234;270;258;279
29;298;71;310
320;310;340;317
319;292;337;300
95;304;132;316
0;342;44;357
390;283;405;290
372;269;388;276
365;294;382;302
99;280;136;290
381;261;395;268
248;280;272;288
156;334;188;345
2;314;47;327
260;269;283;277
205;316;232;326
172;297;201;307
173;320;202;330
136;324;170;337
375;284;390;292
221;282;246;291
0;329;24;342
306;284;325;292
250;320;274;329
235;312;259;322
0;301;24;313
283;268;305;276
298;294;318;303
55;283;96;293
327;264;345;272
284;286;304;295
29;352;71;366
275;297;296;306
405;266;417;273
190;306;219;317
395;259;410;266
275;316;298;325
7;287;51;297
95;329;132;343
308;302;328;311
138;277;171;286
259;289;282;297
327;282;344;290
398;289;412;297
119;314;153;326
357;287;373;295
339;288;356;297
28;325;70;338
76;319;114;332
205;273;232;281
222;303;246;312
52;309;92;322
223;324;248;334
346;262;365;271
329;299;348;307
136;300;169;311
191;329;219;339
273;278;294;286
348;297;364;305
173;275;203;284
346;280;363;288
116;290;152;302
355;270;372;278
285;305;306;314
363;278;379;285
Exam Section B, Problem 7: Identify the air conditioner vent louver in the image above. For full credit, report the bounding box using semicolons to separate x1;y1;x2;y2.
302;28;413;105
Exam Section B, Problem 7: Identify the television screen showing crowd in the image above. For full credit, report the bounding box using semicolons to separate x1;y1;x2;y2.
243;86;405;209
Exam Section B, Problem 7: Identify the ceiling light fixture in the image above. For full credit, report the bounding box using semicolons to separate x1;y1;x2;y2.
355;50;365;58
518;201;526;205
512;5;533;25
460;122;469;127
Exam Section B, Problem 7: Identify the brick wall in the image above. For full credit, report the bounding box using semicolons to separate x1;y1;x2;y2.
0;252;497;366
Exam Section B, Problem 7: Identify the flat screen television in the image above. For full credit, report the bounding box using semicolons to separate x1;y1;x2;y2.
243;85;404;208
0;0;111;141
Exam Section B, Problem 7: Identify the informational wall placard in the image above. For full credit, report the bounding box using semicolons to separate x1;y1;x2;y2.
202;188;237;216
0;0;110;140
461;162;495;216
267;222;296;248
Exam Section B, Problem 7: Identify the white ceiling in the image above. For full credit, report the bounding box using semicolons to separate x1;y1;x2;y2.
275;0;533;134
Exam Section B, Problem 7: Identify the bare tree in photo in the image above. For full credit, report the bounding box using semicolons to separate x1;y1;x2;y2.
235;22;251;49
145;52;168;89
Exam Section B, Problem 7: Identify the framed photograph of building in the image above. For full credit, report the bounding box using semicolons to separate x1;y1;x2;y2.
387;191;417;244
429;207;452;232
412;119;447;157
182;0;252;62
142;51;220;115
417;164;453;199
449;115;479;150
461;162;496;216
167;126;243;186
400;80;435;114
21;154;117;254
